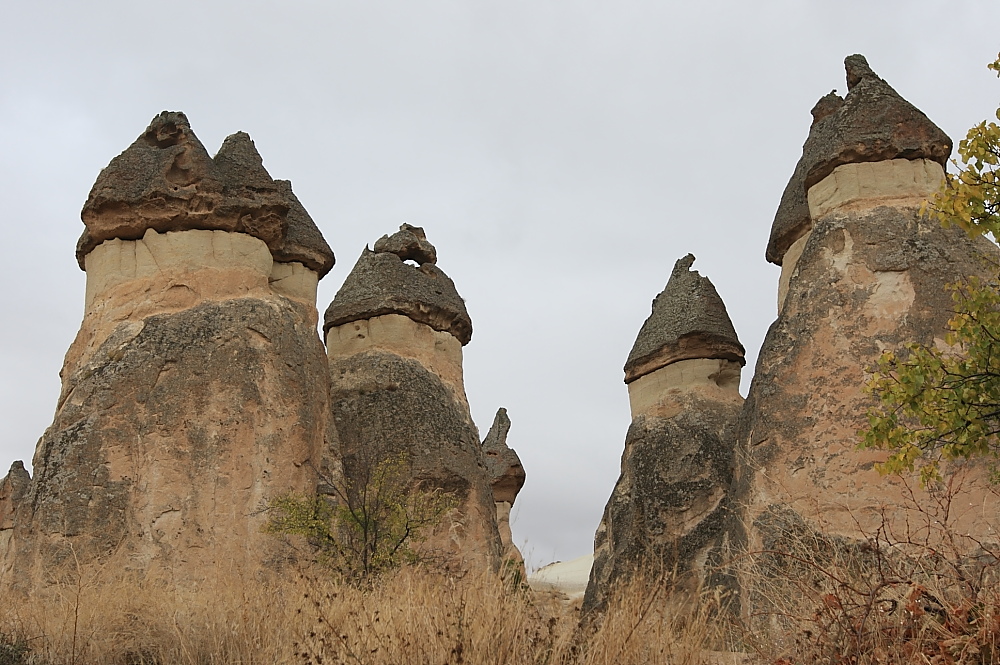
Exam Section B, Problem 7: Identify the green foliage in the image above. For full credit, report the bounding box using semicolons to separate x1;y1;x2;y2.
862;55;1000;483
264;454;457;582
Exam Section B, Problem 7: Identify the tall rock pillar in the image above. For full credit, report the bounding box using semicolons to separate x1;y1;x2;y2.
737;56;1000;612
324;225;502;570
481;408;526;569
1;112;335;589
582;255;745;615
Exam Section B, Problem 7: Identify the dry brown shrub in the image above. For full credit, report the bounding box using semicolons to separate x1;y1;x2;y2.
737;476;1000;664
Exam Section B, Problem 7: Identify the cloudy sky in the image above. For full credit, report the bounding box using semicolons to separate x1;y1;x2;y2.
2;1;999;569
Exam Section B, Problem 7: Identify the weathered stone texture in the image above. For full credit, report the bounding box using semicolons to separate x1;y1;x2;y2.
324;226;472;345
624;254;744;384
482;408;526;567
767;55;952;265
0;462;31;532
325;229;500;570
328;351;501;568
583;391;743;615
482;408;525;505
3;296;330;588
740;203;1000;548
78;112;334;276
584;256;744;615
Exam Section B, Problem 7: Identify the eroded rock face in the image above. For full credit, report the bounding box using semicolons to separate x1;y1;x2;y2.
767;55;952;266
482;408;526;566
0;462;30;532
1;114;334;592
584;256;744;615
78;112;335;277
737;56;1000;633
325;229;500;570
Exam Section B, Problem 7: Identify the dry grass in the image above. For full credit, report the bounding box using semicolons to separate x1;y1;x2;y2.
0;561;726;665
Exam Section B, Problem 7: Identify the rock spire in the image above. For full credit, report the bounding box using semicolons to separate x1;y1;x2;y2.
1;113;335;594
735;55;1000;637
482;408;526;567
584;255;744;615
324;226;501;570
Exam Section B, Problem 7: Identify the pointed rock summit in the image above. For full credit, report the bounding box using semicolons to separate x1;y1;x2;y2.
78;112;334;276
482;408;525;505
584;255;745;616
0;462;30;533
624;254;744;384
324;225;472;344
482;408;526;567
767;55;952;265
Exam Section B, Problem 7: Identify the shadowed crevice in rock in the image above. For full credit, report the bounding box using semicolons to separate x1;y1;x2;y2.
324;226;472;344
77;112;335;276
767;54;952;265
624;254;745;384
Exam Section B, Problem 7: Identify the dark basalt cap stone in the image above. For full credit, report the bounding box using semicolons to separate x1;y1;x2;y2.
324;226;472;344
481;408;525;505
767;55;952;265
78;111;225;263
373;223;437;265
624;254;744;384
271;180;335;277
77;114;334;276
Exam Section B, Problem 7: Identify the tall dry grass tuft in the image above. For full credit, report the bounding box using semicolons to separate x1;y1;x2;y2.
0;559;726;664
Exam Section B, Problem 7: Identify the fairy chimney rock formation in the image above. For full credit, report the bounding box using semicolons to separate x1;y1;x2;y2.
737;56;1000;624
583;255;745;615
1;113;334;591
768;55;952;312
482;408;526;565
324;227;502;570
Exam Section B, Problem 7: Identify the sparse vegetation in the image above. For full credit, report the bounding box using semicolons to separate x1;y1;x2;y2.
0;561;723;665
264;453;457;582
862;55;1000;485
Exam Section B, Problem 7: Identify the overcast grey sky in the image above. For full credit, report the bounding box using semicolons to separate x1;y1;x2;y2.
2;1;999;569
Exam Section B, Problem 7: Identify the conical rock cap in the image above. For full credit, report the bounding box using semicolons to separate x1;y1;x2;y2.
324;225;472;344
78;114;335;276
767;55;952;265
624;254;744;384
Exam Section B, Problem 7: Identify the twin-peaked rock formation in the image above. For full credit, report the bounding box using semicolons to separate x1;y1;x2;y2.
583;55;1000;624
0;113;515;591
583;255;745;614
